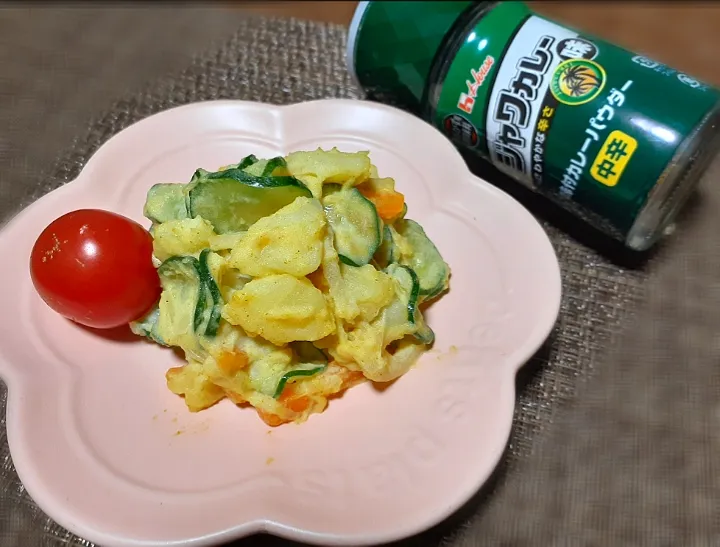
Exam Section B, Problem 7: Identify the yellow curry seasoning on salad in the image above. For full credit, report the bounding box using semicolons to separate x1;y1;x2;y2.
130;148;450;426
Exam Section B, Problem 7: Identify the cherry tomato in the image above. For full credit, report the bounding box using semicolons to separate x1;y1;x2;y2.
30;209;160;329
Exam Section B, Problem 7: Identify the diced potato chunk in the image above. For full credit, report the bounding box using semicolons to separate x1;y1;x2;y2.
209;232;246;251
223;274;335;345
228;197;325;278
357;177;396;193
320;234;394;323
153;217;216;261
286;148;372;197
335;264;395;323
157;277;204;361
389;226;414;263
331;325;425;383
166;362;226;411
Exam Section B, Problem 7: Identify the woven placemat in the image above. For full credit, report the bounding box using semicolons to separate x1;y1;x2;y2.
1;7;693;547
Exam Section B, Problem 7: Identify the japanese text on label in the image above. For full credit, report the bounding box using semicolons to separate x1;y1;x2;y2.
559;80;634;197
490;35;555;175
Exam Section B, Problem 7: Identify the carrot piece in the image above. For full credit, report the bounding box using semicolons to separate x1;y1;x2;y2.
285;396;311;413
224;389;246;405
216;350;249;375
278;385;296;402
376;191;405;220
277;385;312;414
257;410;286;427
357;186;405;221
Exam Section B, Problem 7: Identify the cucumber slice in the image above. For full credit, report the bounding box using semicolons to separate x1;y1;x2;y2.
385;264;435;346
188;168;312;233
261;156;288;176
273;343;329;399
211;155;258;175
129;304;167;346
374;224;395;269
242;159;268;177
197;249;223;337
384;264;420;344
158;256;205;337
396;219;449;299
190;168;210;183
227;156;284;177
387;264;420;324
323;185;382;267
292;341;328;365
157;253;223;338
413;321;435;345
144;183;188;224
236;155;259;171
274;343;328;399
184;156;259;216
183;169;210;215
273;365;327;399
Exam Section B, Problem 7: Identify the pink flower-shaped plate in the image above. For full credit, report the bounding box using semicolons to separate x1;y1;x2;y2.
0;99;561;546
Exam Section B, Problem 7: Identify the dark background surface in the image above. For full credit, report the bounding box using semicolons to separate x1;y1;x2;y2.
241;0;720;85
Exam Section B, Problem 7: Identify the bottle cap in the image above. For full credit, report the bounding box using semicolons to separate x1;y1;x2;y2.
347;1;474;113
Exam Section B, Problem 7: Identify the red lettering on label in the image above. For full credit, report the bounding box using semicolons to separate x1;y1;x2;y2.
457;93;475;113
466;81;479;96
472;55;495;88
456;55;495;115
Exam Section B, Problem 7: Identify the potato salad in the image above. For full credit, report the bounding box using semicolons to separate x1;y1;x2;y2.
130;148;450;426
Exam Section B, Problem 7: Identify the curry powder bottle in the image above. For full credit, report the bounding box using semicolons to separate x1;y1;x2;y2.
347;1;720;250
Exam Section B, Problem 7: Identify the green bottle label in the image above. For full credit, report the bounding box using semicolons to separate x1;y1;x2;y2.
435;1;720;236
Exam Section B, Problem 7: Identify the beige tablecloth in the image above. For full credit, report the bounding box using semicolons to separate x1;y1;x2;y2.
1;7;718;547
